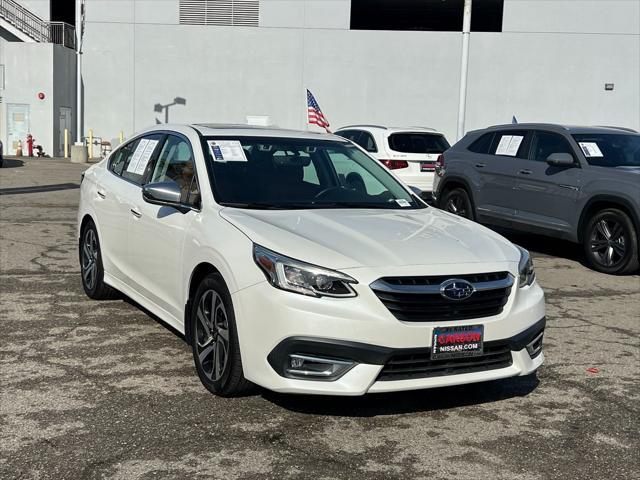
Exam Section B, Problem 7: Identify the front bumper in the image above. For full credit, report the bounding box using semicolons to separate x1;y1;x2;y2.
232;264;546;396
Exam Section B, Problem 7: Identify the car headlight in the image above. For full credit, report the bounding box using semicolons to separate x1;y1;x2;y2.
253;244;358;298
516;245;536;287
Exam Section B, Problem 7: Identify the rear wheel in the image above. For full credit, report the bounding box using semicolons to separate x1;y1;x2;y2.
79;220;119;299
441;187;475;220
583;208;639;274
190;273;253;396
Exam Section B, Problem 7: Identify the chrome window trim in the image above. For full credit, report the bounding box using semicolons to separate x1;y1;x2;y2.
369;274;514;294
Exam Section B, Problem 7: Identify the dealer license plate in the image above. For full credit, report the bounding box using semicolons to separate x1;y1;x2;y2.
431;325;484;360
420;161;435;172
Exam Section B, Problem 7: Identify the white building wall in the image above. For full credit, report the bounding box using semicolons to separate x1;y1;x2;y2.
80;0;640;145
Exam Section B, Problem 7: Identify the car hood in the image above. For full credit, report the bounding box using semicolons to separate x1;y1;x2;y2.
220;207;520;270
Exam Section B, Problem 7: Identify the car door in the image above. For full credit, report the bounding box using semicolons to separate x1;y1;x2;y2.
510;130;583;233
127;133;201;320
92;137;146;282
473;129;531;219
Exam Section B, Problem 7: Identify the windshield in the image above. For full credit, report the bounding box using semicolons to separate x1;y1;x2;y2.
572;133;640;167
388;133;450;154
203;136;425;210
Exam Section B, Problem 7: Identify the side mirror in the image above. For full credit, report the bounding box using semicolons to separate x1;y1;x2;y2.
142;181;190;213
546;153;575;167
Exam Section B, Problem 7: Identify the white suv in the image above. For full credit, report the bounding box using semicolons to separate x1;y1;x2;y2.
78;124;545;397
335;125;450;196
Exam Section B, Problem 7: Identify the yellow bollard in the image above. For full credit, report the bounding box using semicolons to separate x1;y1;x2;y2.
64;129;69;158
119;131;124;145
88;129;94;159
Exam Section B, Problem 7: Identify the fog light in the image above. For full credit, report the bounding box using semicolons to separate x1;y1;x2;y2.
285;354;354;380
526;331;544;358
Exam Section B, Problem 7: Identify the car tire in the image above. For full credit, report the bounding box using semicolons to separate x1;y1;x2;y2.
441;187;475;221
190;273;253;397
79;220;119;300
583;208;639;275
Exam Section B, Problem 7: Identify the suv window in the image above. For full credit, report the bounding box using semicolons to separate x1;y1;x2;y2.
388;133;449;154
336;130;361;143
530;131;575;162
151;135;200;205
490;130;530;159
358;132;378;152
468;132;495;154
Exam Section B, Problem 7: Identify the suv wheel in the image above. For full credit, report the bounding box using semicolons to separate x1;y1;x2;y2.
190;273;253;396
441;188;475;220
79;220;119;299
583;209;639;274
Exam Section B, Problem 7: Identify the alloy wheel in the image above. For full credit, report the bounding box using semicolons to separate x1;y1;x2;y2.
446;194;468;218
590;217;627;268
195;289;230;381
81;228;98;290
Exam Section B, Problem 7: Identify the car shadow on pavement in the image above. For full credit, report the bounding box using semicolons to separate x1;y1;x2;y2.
262;374;539;417
0;158;25;168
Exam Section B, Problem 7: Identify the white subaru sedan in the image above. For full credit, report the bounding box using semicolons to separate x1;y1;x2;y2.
78;124;545;396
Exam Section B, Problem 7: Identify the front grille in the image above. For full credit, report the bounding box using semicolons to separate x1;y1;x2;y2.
377;342;513;381
370;272;513;322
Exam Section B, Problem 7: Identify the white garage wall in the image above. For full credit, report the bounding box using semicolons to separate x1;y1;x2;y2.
80;0;640;145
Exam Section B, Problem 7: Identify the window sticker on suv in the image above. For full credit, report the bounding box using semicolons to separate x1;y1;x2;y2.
495;135;524;156
578;142;604;157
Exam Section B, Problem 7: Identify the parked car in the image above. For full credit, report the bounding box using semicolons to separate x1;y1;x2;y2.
78;124;545;397
433;124;640;275
335;125;450;196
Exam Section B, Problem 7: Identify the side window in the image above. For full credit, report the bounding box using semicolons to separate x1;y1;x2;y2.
490;130;530;159
359;132;378;153
530;131;575;162
109;140;139;176
121;134;164;185
337;130;362;144
150;135;200;206
468;132;495;154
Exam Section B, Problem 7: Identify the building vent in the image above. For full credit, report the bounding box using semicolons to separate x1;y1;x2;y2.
179;0;259;27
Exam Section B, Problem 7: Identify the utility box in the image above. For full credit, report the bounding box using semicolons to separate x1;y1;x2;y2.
70;144;88;163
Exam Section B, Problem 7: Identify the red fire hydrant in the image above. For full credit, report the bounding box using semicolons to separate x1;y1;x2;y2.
26;134;34;157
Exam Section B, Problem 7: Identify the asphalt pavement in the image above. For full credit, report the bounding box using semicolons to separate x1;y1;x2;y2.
1;156;638;479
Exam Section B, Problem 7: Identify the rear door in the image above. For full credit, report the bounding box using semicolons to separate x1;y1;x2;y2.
473;129;531;220
386;132;450;191
510;130;582;233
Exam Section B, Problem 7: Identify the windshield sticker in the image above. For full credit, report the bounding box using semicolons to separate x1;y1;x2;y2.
208;140;248;162
495;135;524;156
395;199;411;207
578;142;603;158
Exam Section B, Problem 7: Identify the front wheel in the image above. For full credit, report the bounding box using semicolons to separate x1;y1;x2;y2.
190;273;253;396
441;188;475;220
583;209;639;275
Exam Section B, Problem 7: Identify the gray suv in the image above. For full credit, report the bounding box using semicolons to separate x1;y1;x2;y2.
433;124;639;275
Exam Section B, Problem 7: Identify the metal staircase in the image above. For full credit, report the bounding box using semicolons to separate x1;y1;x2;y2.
0;0;75;48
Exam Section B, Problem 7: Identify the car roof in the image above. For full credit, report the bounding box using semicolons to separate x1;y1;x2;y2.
337;125;443;134
480;123;638;135
141;123;350;141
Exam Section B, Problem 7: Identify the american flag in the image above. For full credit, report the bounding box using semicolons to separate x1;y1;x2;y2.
307;89;331;133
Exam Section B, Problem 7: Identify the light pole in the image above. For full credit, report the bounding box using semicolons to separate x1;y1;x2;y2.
456;0;472;141
76;0;86;145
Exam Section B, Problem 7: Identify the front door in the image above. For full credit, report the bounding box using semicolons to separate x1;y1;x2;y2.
510;130;583;234
128;133;200;320
7;104;29;155
58;107;72;156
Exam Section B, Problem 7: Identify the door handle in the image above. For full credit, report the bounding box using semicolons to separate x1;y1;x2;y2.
475;163;485;168
97;189;106;199
130;208;142;218
518;169;532;175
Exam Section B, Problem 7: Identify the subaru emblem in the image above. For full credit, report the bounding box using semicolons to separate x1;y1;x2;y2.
440;279;475;301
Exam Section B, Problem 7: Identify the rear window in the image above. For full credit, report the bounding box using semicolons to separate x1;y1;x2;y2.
468;132;495;154
388;133;449;154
